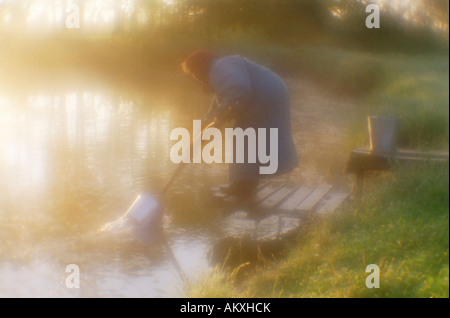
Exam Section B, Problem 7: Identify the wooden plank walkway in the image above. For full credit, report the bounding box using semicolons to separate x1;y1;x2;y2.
211;181;351;217
211;181;351;240
346;147;449;175
345;147;449;197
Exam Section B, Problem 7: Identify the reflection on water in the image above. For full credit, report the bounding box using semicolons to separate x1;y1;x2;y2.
0;89;224;297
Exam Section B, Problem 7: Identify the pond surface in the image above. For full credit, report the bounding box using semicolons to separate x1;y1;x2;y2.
0;88;237;297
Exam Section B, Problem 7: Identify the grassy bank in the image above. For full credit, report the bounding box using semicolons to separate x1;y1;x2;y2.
190;163;449;298
181;45;449;298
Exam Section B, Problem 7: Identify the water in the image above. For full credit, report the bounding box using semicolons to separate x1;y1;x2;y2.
0;88;230;297
0;79;356;297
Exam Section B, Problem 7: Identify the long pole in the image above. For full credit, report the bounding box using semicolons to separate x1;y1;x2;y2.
160;120;216;195
158;120;217;288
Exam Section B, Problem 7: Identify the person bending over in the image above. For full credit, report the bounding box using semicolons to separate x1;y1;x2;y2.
182;50;298;199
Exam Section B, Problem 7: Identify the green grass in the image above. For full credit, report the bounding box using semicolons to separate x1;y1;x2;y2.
190;163;449;298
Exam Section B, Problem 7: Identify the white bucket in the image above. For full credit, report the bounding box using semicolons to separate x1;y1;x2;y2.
126;193;160;223
125;193;163;243
368;116;400;155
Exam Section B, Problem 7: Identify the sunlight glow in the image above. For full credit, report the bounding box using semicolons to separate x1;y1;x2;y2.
330;8;343;19
1;0;448;35
26;0;65;29
2;12;11;24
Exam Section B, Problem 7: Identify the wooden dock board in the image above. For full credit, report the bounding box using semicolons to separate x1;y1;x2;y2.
251;182;284;204
295;184;332;211
212;182;350;217
211;182;351;239
220;182;281;204
352;148;449;159
314;191;350;214
259;187;295;209
278;186;314;212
